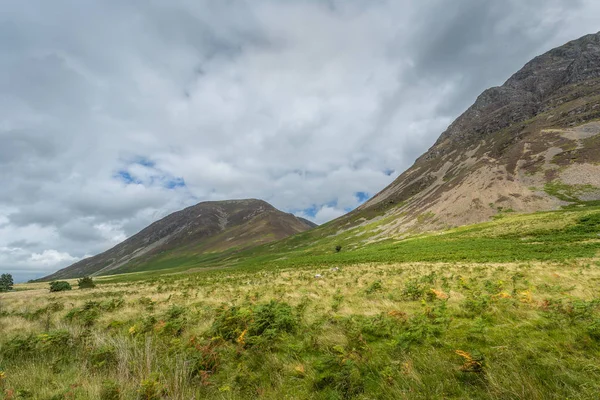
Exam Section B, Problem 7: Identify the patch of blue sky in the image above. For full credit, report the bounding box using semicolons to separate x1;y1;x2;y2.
355;191;370;203
115;170;142;184
298;204;319;218
132;156;156;168
115;156;185;190
165;177;186;189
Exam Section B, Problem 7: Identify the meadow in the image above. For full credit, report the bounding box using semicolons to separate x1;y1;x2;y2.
1;206;599;399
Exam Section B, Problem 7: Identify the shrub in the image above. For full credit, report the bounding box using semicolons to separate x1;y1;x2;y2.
49;281;72;292
146;304;189;336
0;274;13;292
137;376;164;400
65;301;100;327
461;292;491;316
188;340;220;384
335;245;342;253
1;330;73;358
211;300;298;345
250;300;297;338
401;279;427;300
396;303;451;349
77;276;96;289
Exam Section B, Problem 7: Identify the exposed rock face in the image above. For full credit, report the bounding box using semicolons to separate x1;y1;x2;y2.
338;32;600;238
43;199;316;279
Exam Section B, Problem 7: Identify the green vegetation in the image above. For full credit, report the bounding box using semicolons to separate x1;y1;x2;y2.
103;205;600;281
49;281;72;292
77;276;96;289
2;258;600;398
544;181;599;204
0;274;13;292
1;205;599;398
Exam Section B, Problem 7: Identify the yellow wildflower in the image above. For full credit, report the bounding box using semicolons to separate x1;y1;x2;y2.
128;325;138;335
236;329;248;345
430;288;449;300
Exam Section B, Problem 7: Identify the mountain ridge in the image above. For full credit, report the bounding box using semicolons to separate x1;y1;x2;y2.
42;199;316;280
336;31;600;239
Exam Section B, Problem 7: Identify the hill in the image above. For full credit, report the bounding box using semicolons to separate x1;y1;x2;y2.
327;31;600;239
42;199;316;280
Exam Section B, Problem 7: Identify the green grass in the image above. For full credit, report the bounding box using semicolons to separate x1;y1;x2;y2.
544;181;599;203
2;258;600;399
99;205;600;282
2;206;598;398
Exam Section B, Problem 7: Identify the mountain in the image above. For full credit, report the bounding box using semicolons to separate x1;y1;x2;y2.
42;33;600;279
325;32;600;240
43;199;316;280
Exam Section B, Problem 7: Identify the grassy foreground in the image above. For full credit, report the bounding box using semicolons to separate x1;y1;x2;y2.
1;208;600;399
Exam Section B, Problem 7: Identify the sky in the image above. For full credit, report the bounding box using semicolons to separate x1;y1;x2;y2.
1;0;599;282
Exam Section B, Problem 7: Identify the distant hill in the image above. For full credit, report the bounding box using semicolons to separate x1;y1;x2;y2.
42;199;316;279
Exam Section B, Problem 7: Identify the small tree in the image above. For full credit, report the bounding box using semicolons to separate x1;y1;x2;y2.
49;281;72;292
0;274;14;292
78;276;96;289
335;245;342;253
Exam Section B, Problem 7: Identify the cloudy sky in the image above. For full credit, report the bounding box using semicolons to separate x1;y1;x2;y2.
1;0;599;281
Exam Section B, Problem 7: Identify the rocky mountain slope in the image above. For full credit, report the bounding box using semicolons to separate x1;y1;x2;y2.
328;31;600;240
43;199;316;279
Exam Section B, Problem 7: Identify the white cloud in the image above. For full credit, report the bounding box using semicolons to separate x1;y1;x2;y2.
29;250;79;267
314;206;347;225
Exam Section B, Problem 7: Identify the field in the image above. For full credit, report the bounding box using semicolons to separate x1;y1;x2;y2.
1;207;600;399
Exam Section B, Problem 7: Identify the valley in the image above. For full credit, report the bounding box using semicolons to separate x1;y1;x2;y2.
2;30;600;400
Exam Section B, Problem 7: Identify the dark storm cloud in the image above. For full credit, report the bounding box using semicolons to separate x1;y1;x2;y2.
1;0;599;279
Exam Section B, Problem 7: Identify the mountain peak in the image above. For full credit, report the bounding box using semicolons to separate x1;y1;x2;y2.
340;31;600;238
43;199;314;279
433;32;600;151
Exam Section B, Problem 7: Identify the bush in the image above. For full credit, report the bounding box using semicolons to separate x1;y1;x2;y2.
401;279;427;300
250;300;298;338
65;301;100;327
0;274;13;292
137;376;164;400
49;281;72;292
188;341;220;383
211;300;298;345
77;276;96;289
335;245;342;253
1;330;73;358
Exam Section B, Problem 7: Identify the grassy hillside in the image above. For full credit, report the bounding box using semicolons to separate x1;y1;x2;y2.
103;204;600;280
43;199;315;280
1;206;599;399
